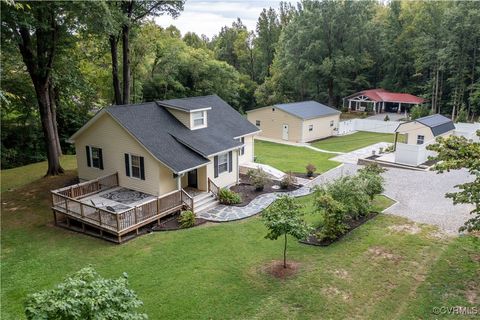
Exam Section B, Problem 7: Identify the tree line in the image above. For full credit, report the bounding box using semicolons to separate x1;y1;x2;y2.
1;0;479;174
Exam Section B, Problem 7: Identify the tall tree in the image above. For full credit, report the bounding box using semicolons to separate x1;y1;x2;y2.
255;8;281;81
108;0;184;105
2;2;69;175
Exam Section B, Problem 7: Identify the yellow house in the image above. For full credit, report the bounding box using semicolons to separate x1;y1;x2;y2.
394;114;454;166
51;95;259;243
246;101;341;143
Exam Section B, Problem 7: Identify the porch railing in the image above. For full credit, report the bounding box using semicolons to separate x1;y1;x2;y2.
207;178;220;198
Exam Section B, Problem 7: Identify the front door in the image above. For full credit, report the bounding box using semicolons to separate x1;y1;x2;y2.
187;169;198;188
282;124;289;140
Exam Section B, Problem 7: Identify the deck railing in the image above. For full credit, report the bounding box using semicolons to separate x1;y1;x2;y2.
54;173;119;199
207;178;220;198
51;176;192;235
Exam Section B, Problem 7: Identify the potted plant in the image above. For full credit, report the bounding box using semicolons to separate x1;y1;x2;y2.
306;163;317;178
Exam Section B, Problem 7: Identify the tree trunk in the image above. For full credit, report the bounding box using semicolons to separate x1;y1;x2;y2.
122;24;130;105
49;83;62;156
328;78;334;107
109;35;122;105
283;233;287;269
35;82;64;176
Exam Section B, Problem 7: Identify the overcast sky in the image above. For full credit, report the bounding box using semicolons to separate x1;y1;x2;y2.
155;0;288;39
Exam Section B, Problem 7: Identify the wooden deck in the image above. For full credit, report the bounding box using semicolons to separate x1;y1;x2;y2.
51;173;194;243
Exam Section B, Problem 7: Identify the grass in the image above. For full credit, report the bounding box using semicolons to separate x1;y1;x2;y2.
254;140;340;173
1;155;77;192
312;131;398;153
1;162;479;319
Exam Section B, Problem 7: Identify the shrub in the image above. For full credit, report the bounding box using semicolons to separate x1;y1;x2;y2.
315;176;371;220
314;193;348;241
306;163;316;177
178;210;196;228
280;171;297;189
384;115;390;121
247;168;269;191
456;107;468;123
384;145;394;153
357;164;386;200
24;267;147;320
218;188;242;205
358;163;386;175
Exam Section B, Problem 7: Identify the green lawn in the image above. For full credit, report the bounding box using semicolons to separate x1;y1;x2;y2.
1;162;478;319
1;155;77;192
254;140;340;173
312;131;398;153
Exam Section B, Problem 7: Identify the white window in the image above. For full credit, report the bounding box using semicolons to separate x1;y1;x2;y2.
239;137;245;156
91;147;101;168
192;111;205;127
330;120;334;127
308;125;313;132
256;120;261;127
218;152;229;174
130;154;142;179
416;135;425;145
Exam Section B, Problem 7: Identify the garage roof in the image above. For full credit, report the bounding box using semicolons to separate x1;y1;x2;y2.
272;101;341;120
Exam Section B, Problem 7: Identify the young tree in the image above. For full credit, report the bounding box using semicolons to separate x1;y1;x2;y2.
262;196;311;268
427;131;480;232
24;267;147;320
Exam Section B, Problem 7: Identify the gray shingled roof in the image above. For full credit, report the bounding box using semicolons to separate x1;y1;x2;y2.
106;95;259;173
273;101;341;120
416;114;455;136
160;96;212;111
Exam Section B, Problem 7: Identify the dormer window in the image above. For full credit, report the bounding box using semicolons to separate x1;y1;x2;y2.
192;111;206;128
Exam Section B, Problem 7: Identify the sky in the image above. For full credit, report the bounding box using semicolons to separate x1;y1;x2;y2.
155;0;287;39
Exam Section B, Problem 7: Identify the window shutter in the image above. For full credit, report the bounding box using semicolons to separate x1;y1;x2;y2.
214;155;219;178
124;154;130;177
98;148;104;170
228;151;233;172
86;146;91;167
140;157;145;180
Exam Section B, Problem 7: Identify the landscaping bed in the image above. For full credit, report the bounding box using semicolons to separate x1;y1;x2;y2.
292;172;319;180
152;212;207;231
301;212;380;246
229;174;299;207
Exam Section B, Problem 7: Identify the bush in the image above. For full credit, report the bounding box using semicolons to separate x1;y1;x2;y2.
247;168;269;191
178;210;196;228
306;163;316;177
218;188;242;205
384;145;394;153
357;164;386;200
314;193;348;241
280;171;297;189
456;107;468;123
384;115;390;121
410;105;429;120
24;267;147;320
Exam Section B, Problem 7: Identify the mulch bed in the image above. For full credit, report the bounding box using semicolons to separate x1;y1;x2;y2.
292;172;319;180
151;212;207;231
263;260;300;279
300;212;379;246
229;174;299;207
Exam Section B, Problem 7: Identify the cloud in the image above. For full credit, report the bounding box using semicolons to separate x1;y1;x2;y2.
155;0;285;38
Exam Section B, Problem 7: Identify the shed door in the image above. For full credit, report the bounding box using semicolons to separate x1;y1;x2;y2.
282;124;289;140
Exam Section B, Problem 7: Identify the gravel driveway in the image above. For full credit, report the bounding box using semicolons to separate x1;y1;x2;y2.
381;166;474;234
323;164;474;234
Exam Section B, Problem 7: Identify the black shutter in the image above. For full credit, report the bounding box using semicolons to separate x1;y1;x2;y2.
140;156;145;180
228;151;233;172
98;148;104;170
124;154;130;177
86;146;91;167
214;155;219;178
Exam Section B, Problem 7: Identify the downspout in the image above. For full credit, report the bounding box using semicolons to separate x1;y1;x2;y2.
236;150;239;185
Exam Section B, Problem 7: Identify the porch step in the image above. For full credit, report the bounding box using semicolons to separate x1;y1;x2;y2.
194;193;219;214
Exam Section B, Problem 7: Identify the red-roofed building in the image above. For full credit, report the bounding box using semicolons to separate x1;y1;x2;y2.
344;89;426;114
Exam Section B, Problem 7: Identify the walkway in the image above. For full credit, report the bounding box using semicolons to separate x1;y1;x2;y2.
197;164;358;222
330;142;392;164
